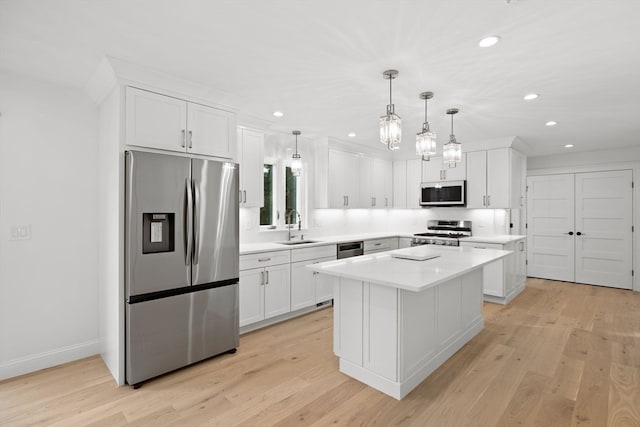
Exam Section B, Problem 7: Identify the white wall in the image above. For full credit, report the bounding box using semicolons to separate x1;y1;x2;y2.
0;73;100;380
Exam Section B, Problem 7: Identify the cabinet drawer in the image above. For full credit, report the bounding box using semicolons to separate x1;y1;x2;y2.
364;238;392;253
460;242;503;250
291;244;336;263
240;250;290;270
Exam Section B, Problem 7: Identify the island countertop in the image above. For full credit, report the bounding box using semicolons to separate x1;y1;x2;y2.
307;245;511;293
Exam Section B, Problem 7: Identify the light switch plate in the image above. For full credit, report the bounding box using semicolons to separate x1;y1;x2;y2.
9;225;31;241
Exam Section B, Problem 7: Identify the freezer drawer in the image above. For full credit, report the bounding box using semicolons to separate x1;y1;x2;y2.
126;283;239;386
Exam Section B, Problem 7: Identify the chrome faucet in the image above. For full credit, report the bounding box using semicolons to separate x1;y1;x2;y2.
287;210;302;241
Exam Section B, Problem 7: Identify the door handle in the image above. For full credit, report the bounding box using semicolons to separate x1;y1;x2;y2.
260;271;264;285
185;178;193;270
385;197;388;207
188;130;193;148
519;241;525;251
258;257;271;262
343;196;347;206
346;196;349;206
192;180;200;265
576;232;583;236
565;231;574;235
265;270;269;284
487;195;491;206
181;129;186;148
482;195;486;207
243;190;247;204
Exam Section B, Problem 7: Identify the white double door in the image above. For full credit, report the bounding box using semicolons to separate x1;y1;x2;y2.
527;170;633;289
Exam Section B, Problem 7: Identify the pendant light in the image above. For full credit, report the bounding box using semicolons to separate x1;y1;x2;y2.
443;108;462;167
379;69;401;151
291;130;302;177
416;92;437;161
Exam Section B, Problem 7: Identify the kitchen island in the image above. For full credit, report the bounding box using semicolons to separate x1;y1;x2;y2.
307;245;510;400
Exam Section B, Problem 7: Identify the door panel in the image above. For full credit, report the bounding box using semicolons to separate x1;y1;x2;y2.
191;159;239;286
526;174;575;281
574;170;632;289
264;264;291;319
187;103;235;158
126;284;238;385
291;260;316;310
239;268;264;327
125;151;191;297
125;87;187;152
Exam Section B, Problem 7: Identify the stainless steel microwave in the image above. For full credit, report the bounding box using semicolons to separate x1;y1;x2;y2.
420;180;466;207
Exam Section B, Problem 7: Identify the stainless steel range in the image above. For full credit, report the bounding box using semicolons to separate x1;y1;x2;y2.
411;220;472;247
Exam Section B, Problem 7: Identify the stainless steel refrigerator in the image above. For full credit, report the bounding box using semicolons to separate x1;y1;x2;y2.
125;150;239;387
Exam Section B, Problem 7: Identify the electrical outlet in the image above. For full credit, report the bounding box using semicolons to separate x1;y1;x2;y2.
9;225;31;241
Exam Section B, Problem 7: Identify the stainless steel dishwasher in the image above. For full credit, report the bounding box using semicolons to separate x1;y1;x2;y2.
337;241;364;259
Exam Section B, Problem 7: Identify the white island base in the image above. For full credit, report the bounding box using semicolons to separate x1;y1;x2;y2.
332;268;483;400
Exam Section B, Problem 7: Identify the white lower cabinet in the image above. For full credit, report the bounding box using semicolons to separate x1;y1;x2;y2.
363;237;399;254
239;251;291;327
459;238;526;304
291;244;337;309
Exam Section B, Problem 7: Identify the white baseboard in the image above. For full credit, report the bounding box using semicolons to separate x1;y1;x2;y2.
0;339;100;381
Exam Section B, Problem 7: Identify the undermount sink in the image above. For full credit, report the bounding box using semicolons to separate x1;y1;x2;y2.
276;240;319;245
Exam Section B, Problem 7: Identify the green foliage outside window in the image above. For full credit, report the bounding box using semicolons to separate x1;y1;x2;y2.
259;164;273;226
285;167;297;225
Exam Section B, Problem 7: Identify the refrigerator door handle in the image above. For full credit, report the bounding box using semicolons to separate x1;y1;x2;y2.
185;178;194;270
192;179;200;265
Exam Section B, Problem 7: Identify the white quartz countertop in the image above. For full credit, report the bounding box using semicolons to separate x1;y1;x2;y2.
459;235;526;245
306;245;511;292
240;232;415;255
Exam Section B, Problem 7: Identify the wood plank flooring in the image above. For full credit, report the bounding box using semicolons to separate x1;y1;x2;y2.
2;278;640;426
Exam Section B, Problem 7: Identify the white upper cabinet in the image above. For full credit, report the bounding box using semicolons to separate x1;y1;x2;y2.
238;128;264;208
406;159;422;208
125;86;236;158
392;160;407;208
422;155;467;182
328;149;359;208
359;156;393;208
466;148;523;209
186;102;236;158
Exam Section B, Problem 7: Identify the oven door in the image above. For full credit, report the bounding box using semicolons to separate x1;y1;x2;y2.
420;180;466;206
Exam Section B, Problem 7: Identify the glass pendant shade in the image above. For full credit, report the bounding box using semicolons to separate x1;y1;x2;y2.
416;128;437;158
443;108;461;166
380;110;401;151
379;69;401;151
443;135;462;166
291;155;302;177
416;92;436;159
291;130;302;176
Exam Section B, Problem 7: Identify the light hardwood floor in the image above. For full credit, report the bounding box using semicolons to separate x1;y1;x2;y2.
2;278;640;426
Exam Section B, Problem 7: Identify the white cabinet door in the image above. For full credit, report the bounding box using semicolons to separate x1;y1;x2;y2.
459;242;505;297
329;149;359;208
422;157;441;182
465;151;487;208
527;174;575;282
187;103;235;158
239;128;264;208
406;159;422;208
422;155;466;181
486;148;510;208
291;260;316;310
239;268;264;327
443;154;466;181
393;160;407;208
574;170;632;289
359;155;374;208
515;239;527;289
380;159;393;208
315;257;336;303
264;264;291;319
511;149;525;209
368;157;392;209
125;87;187;152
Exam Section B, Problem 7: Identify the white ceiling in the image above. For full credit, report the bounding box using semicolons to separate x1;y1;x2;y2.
1;0;639;157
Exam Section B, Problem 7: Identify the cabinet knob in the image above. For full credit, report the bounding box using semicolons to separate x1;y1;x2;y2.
576;232;583;236
566;231;574;235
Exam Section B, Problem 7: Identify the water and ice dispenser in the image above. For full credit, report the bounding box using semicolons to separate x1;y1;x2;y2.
142;213;175;254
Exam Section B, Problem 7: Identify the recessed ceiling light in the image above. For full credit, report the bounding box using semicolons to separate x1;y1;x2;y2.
524;93;539;101
545;121;557;126
348;132;356;137
565;144;574;148
478;35;501;48
273;111;283;117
